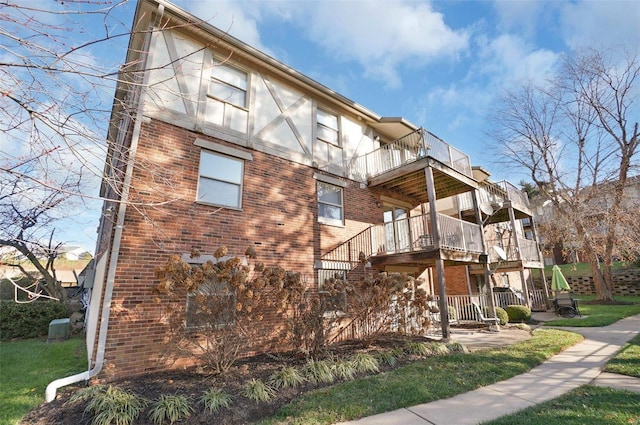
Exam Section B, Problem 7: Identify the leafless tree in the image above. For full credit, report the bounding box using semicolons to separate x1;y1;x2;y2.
490;47;640;301
0;1;211;298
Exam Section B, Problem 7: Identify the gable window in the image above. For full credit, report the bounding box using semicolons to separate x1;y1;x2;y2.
197;150;244;208
186;279;235;330
206;59;249;133
314;109;342;170
317;181;343;225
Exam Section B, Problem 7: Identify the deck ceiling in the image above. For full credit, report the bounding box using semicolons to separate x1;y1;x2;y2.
370;248;485;269
484;208;530;224
368;158;478;203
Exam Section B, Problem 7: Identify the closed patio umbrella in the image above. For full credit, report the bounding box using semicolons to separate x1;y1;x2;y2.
551;265;571;291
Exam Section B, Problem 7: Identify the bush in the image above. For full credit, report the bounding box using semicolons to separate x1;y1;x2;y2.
0;300;69;340
148;394;192;425
494;307;509;325
504;305;531;323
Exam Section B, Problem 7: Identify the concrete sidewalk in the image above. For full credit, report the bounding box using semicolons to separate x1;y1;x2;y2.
338;313;640;425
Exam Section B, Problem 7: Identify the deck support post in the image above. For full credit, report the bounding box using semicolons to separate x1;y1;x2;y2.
424;165;449;341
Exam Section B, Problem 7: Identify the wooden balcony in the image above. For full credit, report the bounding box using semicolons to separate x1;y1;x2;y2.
320;212;485;270
346;129;478;202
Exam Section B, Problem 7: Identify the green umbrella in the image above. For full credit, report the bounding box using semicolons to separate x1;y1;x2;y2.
551;265;571;291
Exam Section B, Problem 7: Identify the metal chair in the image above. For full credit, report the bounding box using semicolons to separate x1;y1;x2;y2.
553;292;581;318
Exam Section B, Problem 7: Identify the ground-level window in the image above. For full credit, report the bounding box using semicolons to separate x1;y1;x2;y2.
197;150;244;208
317;181;343;225
318;269;347;313
186;279;235;330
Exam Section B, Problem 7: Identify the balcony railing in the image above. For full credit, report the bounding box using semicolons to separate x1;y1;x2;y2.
497;180;530;210
321;213;483;266
485;234;541;263
346;128;472;182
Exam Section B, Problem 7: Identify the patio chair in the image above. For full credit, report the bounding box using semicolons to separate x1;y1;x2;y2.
471;302;500;327
553;292;581;318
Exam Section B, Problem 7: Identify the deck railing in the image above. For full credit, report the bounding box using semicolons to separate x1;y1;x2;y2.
346;128;472;182
518;238;542;262
321;213;483;266
497;180;530;210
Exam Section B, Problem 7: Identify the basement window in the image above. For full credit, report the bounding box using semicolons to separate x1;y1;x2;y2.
186;279;235;330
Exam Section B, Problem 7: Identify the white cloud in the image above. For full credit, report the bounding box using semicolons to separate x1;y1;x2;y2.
560;0;640;50
477;34;559;87
295;1;469;88
491;0;550;39
180;1;469;89
177;0;270;54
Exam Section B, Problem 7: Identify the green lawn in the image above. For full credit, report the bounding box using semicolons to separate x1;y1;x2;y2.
483;299;640;425
0;337;87;425
543;295;640;327
605;332;640;378
260;329;583;425
483;385;640;425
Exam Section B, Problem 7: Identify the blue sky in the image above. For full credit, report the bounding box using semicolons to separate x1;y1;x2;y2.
6;0;639;252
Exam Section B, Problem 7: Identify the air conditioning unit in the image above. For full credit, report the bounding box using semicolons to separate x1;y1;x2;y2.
47;318;70;343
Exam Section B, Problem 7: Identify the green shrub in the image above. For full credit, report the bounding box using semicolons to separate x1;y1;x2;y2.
241;379;275;402
302;359;335;385
71;385;147;425
425;342;450;356
0;274;39;301
445;342;470;353
376;349;399;367
148;394;192;425
332;358;357;381
504;305;532;323
494;306;509;325
268;366;306;389
199;388;232;413
0;300;69;340
405;341;430;357
350;353;379;374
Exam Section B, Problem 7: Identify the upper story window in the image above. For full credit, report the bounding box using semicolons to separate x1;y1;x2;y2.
314;109;342;170
206;59;249;133
197;150;244;209
317;181;343;225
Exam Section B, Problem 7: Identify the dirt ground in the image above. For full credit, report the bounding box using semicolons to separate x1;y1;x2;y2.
21;327;531;425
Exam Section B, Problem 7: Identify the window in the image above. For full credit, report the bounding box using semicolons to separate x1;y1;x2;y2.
317;181;343;224
206;59;249;132
186;279;235;330
317;269;347;313
314;109;342;169
197;150;244;208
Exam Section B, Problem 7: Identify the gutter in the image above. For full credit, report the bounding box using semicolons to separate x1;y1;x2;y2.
45;1;164;403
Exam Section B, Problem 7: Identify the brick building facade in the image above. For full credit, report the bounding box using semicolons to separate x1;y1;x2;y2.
77;0;544;383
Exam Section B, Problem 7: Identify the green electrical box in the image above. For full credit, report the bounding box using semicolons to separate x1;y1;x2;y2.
47;318;70;343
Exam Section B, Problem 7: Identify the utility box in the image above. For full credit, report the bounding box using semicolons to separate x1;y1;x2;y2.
47;318;70;343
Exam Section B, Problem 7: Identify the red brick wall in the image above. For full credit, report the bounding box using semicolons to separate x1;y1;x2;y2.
440;265;470;295
97;118;394;380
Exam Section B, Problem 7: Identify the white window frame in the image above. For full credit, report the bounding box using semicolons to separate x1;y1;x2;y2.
207;58;249;131
197;150;244;209
185;279;235;330
317;181;344;226
315;108;343;171
317;269;347;316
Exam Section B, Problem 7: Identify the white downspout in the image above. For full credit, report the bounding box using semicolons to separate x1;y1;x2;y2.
45;3;164;403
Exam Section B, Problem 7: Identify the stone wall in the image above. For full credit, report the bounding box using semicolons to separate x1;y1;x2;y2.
543;268;640;296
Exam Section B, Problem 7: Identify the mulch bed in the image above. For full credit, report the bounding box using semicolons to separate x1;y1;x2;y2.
21;334;440;425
